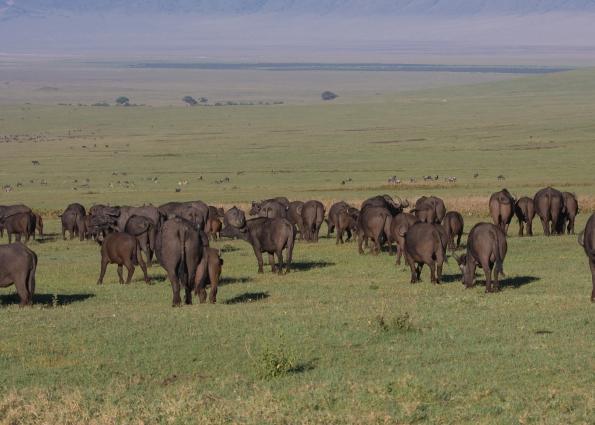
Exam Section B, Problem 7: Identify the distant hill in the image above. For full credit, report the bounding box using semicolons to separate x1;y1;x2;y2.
3;0;595;18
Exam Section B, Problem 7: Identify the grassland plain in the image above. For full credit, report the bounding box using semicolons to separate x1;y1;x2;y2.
0;63;594;424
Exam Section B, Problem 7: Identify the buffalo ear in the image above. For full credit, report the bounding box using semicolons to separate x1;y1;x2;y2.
578;231;585;247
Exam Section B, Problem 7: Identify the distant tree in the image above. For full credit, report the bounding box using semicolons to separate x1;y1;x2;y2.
199;97;208;103
116;96;130;106
183;96;198;106
321;91;338;101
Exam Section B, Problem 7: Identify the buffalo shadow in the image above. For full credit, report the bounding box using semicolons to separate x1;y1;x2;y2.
0;292;95;307
290;261;335;271
224;291;269;304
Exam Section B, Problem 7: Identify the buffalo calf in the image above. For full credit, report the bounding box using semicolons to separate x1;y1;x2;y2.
194;247;223;304
442;211;464;250
97;232;149;285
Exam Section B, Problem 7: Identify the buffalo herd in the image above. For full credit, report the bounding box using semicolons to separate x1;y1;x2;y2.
0;186;594;306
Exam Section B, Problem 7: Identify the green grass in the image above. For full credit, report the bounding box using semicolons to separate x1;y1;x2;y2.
0;62;594;424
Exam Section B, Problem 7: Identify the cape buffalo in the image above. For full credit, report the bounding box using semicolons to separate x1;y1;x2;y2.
578;213;595;302
156;217;204;306
327;201;350;237
334;207;359;245
0;204;31;220
514;197;535;237
388;212;419;264
32;213;43;239
158;201;209;230
561;192;579;235
357;206;392;255
456;223;507;293
361;195;408;216
61;203;87;240
97;232;149;285
301;200;325;242
194;247;223;304
442;211;464;250
206;217;222;241
116;205;160;233
489;189;515;234
413;196;446;224
399;222;447;284
221;207;294;274
125;215;157;266
0;243;37;306
533;187;564;236
1;212;35;243
250;199;288;219
287;201;304;239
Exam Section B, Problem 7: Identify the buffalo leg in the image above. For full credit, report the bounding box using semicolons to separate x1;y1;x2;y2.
437;263;443;284
268;253;276;273
138;254;149;284
527;219;533;236
540;217;550;236
518;219;524;237
197;280;207;304
253;247;264;273
336;229;342;245
117;265;124;285
456;232;462;249
406;255;418;284
15;276;30;307
357;233;365;255
395;245;403;265
483;262;493;293
373;237;381;255
276;250;284;275
590;260;595;303
209;270;219;304
184;285;192;305
429;262;437;284
168;272;182;306
97;258;109;285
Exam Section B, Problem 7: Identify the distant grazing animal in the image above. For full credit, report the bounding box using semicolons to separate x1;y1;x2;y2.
497;175;506;181
388;176;401;185
32;160;40;166
301;200;325;242
399;222;447;284
423;175;433;182
489;189;515;234
96;232;149;285
221;207;294;274
456;223;507;293
445;176;457;183
473;173;479;179
155;217;204;306
442;211;464;250
0;243;37;306
577;213;595;302
194;247;223;304
533;187;564;236
561;192;579;235
514;197;535;237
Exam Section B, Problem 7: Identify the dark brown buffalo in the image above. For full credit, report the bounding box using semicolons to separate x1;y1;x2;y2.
33;213;44;238
61;203;87;240
156;217;204;306
206;217;222;241
489;189;515;234
578;213;595;302
0;243;37;306
301;200;325;242
287;201;304;239
399;222;447;284
388;212;419;264
456;223;507;293
442;211;464;250
116;205;160;233
124;215;157;266
1;212;35;243
357;206;392;255
334;207;359;244
221;207;294;274
533;187;564;236
97;232;149;285
0;204;31;220
249;199;288;219
561;192;579;235
194;247;223;304
514;197;535;237
413;196;446;224
158;201;209;230
361;195;408;216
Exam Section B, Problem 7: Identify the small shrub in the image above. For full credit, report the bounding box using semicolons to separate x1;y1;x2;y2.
369;312;414;334
115;96;130;106
391;312;413;332
182;96;198;106
254;343;297;379
321;91;338;101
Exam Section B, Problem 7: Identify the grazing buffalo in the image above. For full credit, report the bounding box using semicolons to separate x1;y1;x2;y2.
413;196;446;224
287;201;305;239
97;232;149;285
334;207;359;245
456;223;507;293
116;205;160;233
357;206;392;255
61;203;87;240
442;211;464;250
0;204;31;220
158;201;209;230
0;243;37;306
301;200;325;242
125;215;157;266
399;222;447;284
534;187;564;236
221;207;294;274
578;213;595;302
489;189;515;234
156;217;204;306
250;199;288;219
194;247;223;304
561;192;579;235
1;212;35;243
327;202;350;237
388;212;419;264
514;197;535;237
361;195;408;216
